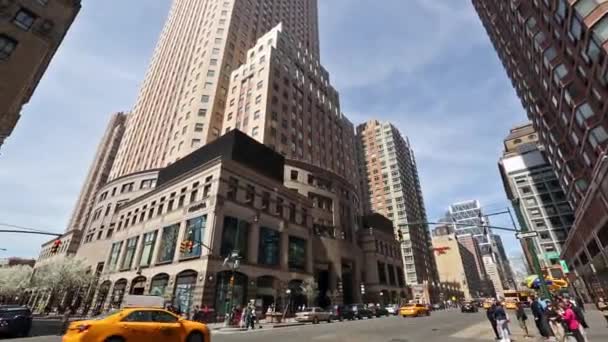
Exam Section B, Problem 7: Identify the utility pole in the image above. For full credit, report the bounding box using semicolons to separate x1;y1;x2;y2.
509;200;550;299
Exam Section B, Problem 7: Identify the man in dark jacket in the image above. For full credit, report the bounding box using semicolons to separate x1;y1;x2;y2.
530;296;552;338
486;301;500;340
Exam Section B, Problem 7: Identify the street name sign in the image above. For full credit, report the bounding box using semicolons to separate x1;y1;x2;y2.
515;231;539;239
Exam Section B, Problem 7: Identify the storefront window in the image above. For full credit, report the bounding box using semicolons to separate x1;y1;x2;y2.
181;215;207;258
157;224;179;263
388;265;396;286
121;236;139;270
139;231;157;267
220;216;249;258
107;241;123;271
149;274;169;296
258;227;280;265
173;271;197;314
288;236;306;271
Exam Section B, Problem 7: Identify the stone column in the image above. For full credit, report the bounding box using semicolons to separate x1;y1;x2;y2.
150;229;163;266
132;233;146;269
280;232;289;270
305;238;313;274
248;222;260;264
173;221;187;263
209;210;224;256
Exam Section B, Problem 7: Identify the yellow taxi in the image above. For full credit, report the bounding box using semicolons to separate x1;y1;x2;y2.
399;303;430;317
505;300;518;310
62;307;210;342
483;300;493;309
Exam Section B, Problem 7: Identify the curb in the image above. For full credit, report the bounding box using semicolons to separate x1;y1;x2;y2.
272;322;306;328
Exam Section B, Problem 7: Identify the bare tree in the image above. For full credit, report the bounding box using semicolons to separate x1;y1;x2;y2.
0;265;33;303
301;279;319;307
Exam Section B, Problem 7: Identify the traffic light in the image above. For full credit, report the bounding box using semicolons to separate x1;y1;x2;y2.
179;240;189;253
50;239;61;254
187;240;194;253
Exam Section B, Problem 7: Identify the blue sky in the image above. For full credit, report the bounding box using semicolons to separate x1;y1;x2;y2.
0;0;527;262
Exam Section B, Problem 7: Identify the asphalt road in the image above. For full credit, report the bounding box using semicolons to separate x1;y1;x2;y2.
215;310;491;342
7;309;608;342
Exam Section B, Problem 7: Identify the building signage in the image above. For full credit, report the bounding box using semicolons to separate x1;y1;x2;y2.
188;201;207;213
515;231;538;239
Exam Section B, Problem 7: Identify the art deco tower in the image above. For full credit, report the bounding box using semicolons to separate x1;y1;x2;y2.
110;0;320;179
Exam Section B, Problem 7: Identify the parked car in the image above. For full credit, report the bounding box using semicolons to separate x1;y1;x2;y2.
399;303;430;317
351;304;374;319
368;304;389;317
431;303;444;311
385;304;399;316
330;305;355;321
295;307;332;324
0;305;33;338
460;301;478;313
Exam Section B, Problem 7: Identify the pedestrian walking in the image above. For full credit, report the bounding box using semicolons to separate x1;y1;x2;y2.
530;295;553;339
486;301;500;340
245;304;256;330
597;297;608;326
494;302;510;342
192;305;202;322
546;302;566;342
560;301;584;342
515;302;530;338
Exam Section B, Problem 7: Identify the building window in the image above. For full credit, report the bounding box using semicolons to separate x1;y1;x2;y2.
290;170;298;180
198;109;207;117
227;177;238;200
107;241;123;272
220;216;249;258
140;179;156;189
138;231;157;267
588;125;608;148
378;261;387;284
251;126;259;137
181;215;206;258
258;227;280;266
121;237;139;270
201;95;210;103
288;236;306;271
157;224;179;263
0;35;17;60
13;8;37;31
261;191;270;211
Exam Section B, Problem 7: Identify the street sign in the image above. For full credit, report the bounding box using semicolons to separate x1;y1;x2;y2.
516;231;539;239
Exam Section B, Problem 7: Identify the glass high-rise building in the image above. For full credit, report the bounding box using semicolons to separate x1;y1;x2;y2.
472;0;608;295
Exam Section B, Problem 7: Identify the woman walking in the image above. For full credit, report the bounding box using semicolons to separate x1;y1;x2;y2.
561;301;584;342
494;302;511;342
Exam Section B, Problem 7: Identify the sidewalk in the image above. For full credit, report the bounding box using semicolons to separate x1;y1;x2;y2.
209;317;307;332
451;308;608;341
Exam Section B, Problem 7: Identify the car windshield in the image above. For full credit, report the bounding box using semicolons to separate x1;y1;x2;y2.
91;310;122;320
0;309;29;318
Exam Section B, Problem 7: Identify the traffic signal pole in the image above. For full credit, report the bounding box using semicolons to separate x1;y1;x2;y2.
509;200;550;299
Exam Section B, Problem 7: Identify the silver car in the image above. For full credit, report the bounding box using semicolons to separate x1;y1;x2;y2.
295;307;332;324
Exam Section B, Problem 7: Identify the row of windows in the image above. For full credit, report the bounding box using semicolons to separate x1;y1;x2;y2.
105;215;309;273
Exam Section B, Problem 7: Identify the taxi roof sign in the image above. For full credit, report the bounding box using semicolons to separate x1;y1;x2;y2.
123;295;165;308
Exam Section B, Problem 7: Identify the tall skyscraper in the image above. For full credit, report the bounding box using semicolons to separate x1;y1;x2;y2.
472;0;608;294
0;0;81;149
356;120;437;286
56;0;369;315
66;113;128;232
109;0;321;179
222;23;359;186
498;123;574;270
446;200;491;252
444;200;513;295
